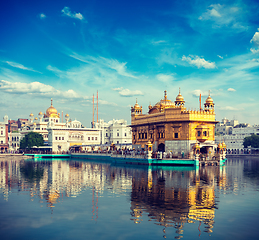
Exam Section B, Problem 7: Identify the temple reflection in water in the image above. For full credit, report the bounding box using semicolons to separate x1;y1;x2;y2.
0;157;229;237
130;167;225;237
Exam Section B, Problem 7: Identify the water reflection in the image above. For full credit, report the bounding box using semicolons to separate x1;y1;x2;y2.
130;167;223;238
0;158;133;207
0;157;258;239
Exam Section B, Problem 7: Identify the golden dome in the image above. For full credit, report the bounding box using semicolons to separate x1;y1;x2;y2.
38;111;43;115
134;100;140;108
205;91;214;103
206;95;213;103
35;117;38;120
33;122;36;126
65;113;69;117
46;99;59;118
157;91;175;107
176;94;184;101
149;91;175;114
176;88;184;101
29;113;34;117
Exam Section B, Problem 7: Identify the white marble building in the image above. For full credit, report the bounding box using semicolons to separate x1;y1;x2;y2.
48;126;100;152
94;119;132;146
17;99;100;152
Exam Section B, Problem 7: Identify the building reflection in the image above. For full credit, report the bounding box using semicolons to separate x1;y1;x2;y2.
2;157;253;237
0;158;132;211
129;167;226;238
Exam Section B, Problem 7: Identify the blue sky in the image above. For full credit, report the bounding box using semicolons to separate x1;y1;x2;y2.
1;0;259;126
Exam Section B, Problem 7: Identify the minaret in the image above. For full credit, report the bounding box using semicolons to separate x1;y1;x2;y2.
199;93;202;111
175;88;185;107
29;113;34;123
204;91;214;112
92;94;94;128
97;91;98;124
131;99;142;116
164;90;167;100
38;111;43;122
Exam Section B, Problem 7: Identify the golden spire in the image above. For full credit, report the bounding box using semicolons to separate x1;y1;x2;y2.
164;90;167;100
46;98;58;117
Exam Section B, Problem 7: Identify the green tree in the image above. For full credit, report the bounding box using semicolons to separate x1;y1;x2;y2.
20;132;44;150
243;134;259;148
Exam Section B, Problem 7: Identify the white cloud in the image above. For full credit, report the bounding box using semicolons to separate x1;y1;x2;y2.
250;48;259;54
4;61;40;73
191;89;211;97
198;4;246;31
0;80;84;100
112;87;123;91
210;8;221;17
218;106;240;110
47;65;63;75
98;99;117;106
100;57;137;78
151;40;167;45
217;55;223;59
250;31;259;45
68;53;137;80
61;7;84;20
199;4;223;20
182;55;216;69
156;74;175;83
39;13;46;19
227;88;236;92
113;87;143;97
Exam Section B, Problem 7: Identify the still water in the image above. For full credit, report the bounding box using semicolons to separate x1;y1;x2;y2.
0;156;258;240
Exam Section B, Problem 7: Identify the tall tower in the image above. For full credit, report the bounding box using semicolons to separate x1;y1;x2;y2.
92;94;94;128
97;91;98;124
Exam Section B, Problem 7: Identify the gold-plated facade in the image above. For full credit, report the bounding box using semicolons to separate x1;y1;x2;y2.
130;90;218;156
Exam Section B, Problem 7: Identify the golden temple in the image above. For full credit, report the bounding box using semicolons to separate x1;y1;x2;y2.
130;90;218;157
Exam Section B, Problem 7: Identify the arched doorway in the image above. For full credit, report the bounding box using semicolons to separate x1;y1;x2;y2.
158;143;165;152
200;146;208;154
